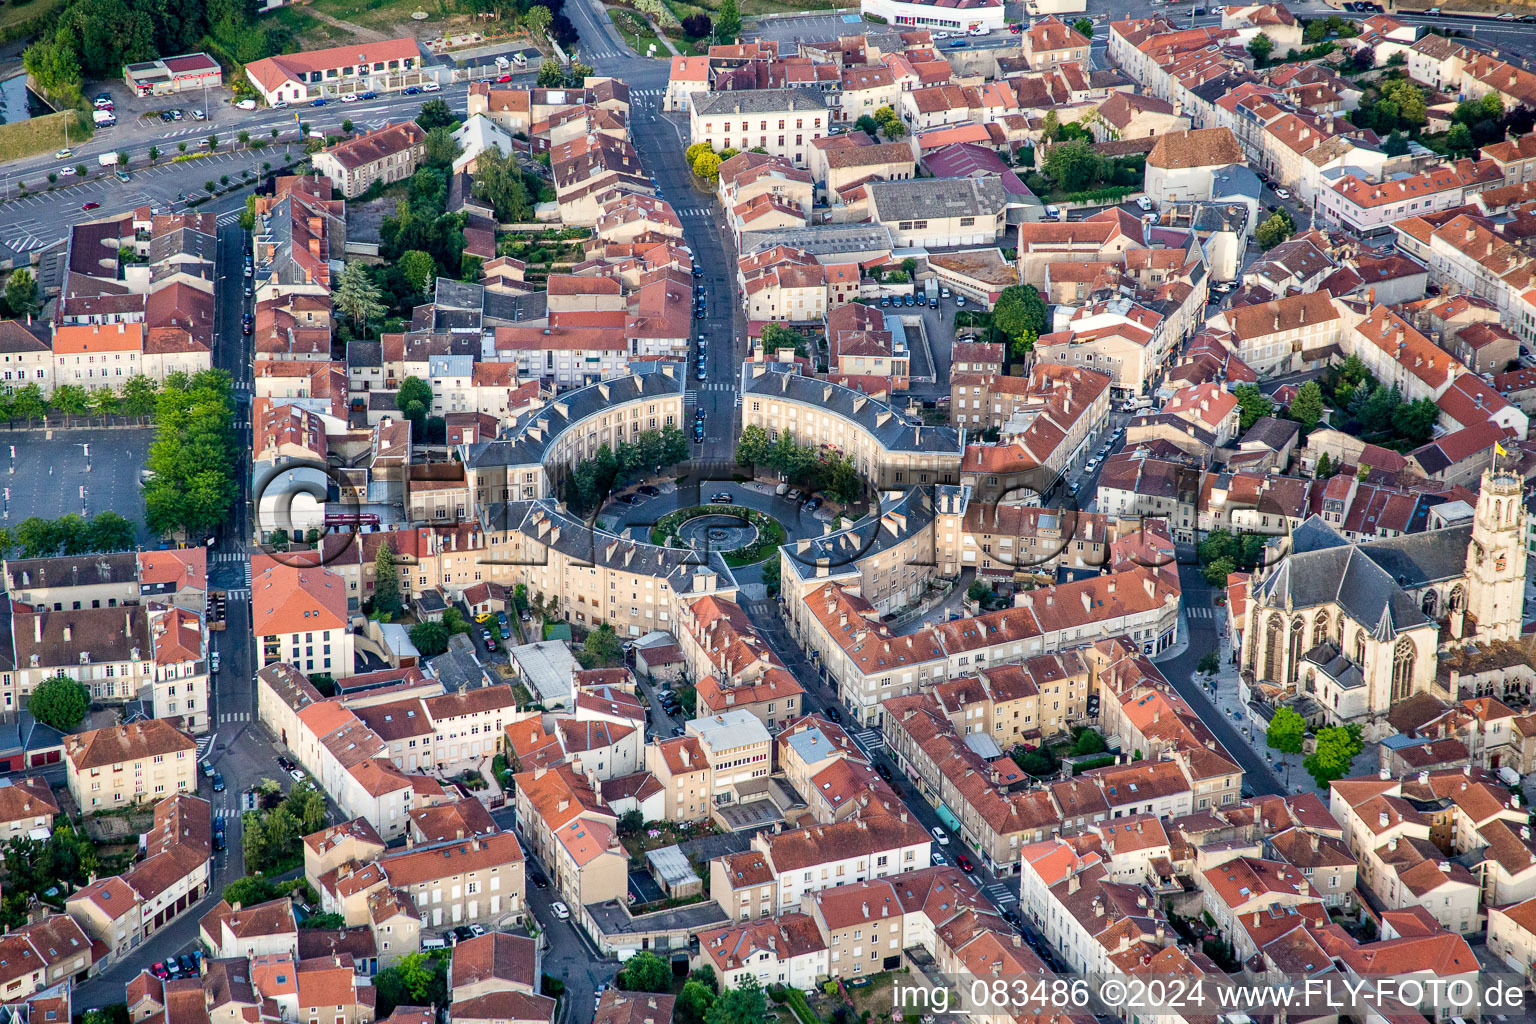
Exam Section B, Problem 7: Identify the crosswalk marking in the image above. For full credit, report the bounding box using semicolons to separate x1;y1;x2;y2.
211;551;248;564
983;883;1018;906
674;207;711;217
852;727;884;751
216;211;242;226
684;390;698;405
1186;606;1219;620
228;587;249;599
220;712;251;724
243;562;252;585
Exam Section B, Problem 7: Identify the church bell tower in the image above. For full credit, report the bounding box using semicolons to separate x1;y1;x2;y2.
1465;462;1527;643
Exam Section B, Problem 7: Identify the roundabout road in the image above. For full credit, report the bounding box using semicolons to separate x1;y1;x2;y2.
601;481;834;546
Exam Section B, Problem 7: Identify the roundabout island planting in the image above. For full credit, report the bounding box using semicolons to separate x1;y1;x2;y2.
651;505;788;567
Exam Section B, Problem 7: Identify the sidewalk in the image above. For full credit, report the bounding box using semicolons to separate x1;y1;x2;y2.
1200;649;1325;796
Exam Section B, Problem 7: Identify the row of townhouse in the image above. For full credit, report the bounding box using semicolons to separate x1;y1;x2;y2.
1330;767;1536;933
256;663;516;839
2;548;210;731
790;556;1181;727
66;792;211;964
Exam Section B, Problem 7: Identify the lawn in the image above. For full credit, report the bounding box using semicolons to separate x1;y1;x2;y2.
668;0;842;20
0;0;62;36
608;8;666;58
0;109;90;166
307;0;481;36
267;6;358;46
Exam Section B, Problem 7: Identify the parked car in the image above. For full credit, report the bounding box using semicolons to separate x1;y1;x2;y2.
404;86;422;94
191;109;206;120
152;963;170;980
1274;186;1292;200
930;850;947;866
81;202;99;211
201;760;216;777
805;497;822;512
424;82;441;92
290;769;306;783
956;853;974;872
824;704;841;722
551;901;571;920
310;98;328;106
361;91;377;99
931;827;950;845
277;755;295;772
179;955;197;975
638;485;660;496
212;773;226;792
711;491;733;504
341;94;358;103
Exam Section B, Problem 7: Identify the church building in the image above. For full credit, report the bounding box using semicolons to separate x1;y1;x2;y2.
1238;466;1526;727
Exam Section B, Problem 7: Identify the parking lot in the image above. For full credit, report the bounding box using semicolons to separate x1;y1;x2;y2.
0;428;154;536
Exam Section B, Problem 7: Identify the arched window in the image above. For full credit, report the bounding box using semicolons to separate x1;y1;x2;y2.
1312;612;1330;649
1392;638;1417;704
1288;616;1305;685
1450;585;1465;614
1422;590;1438;618
1353;629;1367;666
1264;614;1284;682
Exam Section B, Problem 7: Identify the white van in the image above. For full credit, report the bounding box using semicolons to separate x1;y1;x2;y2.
421;937;449;951
495;55;511;69
92;109;116;126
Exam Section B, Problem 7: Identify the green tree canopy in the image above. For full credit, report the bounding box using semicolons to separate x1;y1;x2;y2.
617;951;672;992
28;674;89;731
692;150;720;183
714;0;740;42
410;620;449;656
705;975;765;1024
471;147;532;223
374;542;403;618
1233;383;1274;430
1248;31;1274;63
396;376;433;433
222;875;279;907
537;58;564;87
1043;139;1105;192
1255;210;1296;250
993;284;1050;342
581;622;624;668
1266;707;1307;755
1304;724;1363;787
4;270;40;318
1288;380;1325;432
334;261;386;335
416;98;455;132
399;250;436;296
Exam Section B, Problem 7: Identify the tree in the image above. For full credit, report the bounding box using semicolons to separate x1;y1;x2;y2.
222;875;279;907
681;12;711;37
1197;650;1220;675
399;250;436;296
10;384;44;424
4;270;40;318
537;57;564;87
205;134;218;151
87;511;136;552
88;386;118;418
967;579;992;603
28;674;88;731
374;542;403;618
618;951;672;992
409;620;449;656
581;622;623;668
1382;130;1408;157
237;130;250;148
525;2;552;36
705;976;765;1024
471;147;531;222
1072;17;1093;37
396;376;433;435
1070;728;1107;757
1392;397;1439;446
122;376;158;420
340;119;354;135
678;980;717;1024
373;952;448;1018
1255;210;1295;250
1247;31;1274;64
423;125;459;170
714;0;740;42
566;61;594;86
1446;122;1473;155
993;284;1049;342
1201;555;1237;587
1233;383;1274;430
685;142;713;166
617;808;644;836
853;114;879;137
334;261;385;335
50;384;88;425
736;424;772;466
148;144;159;164
1289;380;1325;432
1304;724;1363;787
1266;707;1307;755
416;98;454;132
692;150;720;183
1043;139;1105;192
1315;451;1333;479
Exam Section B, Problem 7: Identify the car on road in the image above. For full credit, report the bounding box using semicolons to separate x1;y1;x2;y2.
823;704;841;722
404;86;422;94
361;91;377;100
310;98;328;106
179;955;197;975
956;853;974;872
931;850;947;865
1136;196;1154;212
1500;10;1516;17
670;725;685;737
693;424;705;443
341;94;357;103
191;109;206;120
874;762;892;781
1274;187;1292;200
152;963;170;979
236;99;257;110
550;901;570;920
929;297;938;308
290;769;306;783
81;202;99;211
211;651;220;673
496;74;513;82
639;485;660;496
277;755;295;772
201;760;215;777
272;100;288;108
595;985;607;1010
213;832;226;851
1425;6;1440;11
243;314;253;336
804;496;822;512
424;82;441;92
530;869;549;888
932;826;950;845
711;491;733;504
212;773;225;792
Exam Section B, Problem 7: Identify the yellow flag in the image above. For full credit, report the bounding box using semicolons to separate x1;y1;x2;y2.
1496;442;1508;457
